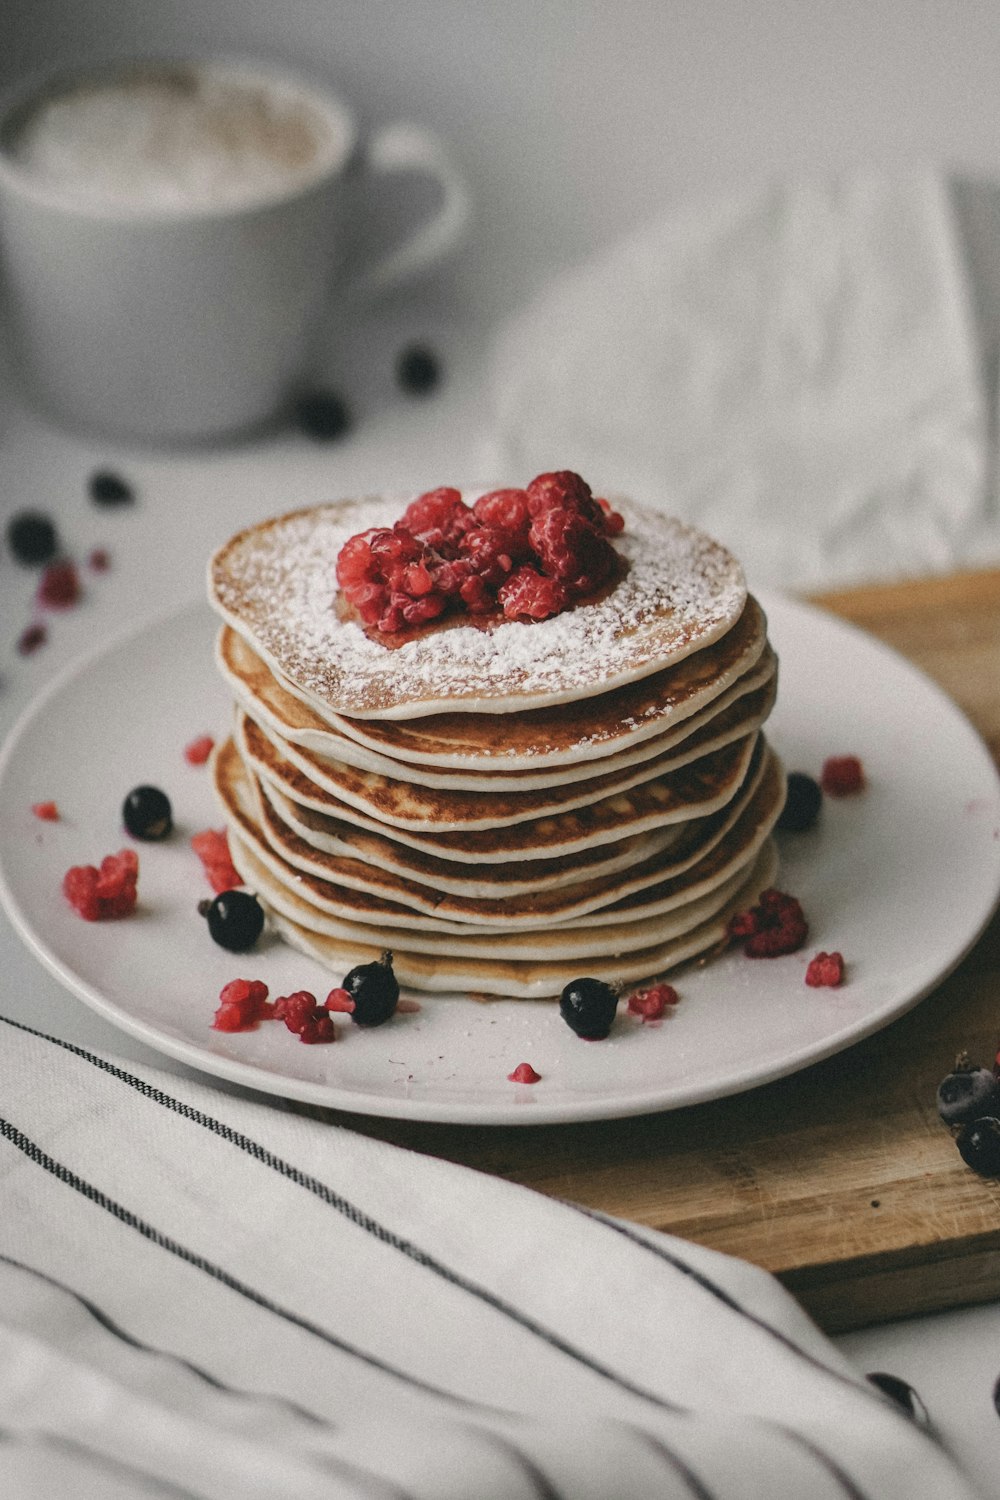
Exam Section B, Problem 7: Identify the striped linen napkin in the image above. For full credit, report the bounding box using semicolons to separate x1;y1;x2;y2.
0;1013;981;1499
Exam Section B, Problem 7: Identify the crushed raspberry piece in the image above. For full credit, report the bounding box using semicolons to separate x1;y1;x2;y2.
821;755;865;797
627;983;679;1020
274;990;336;1042
212;977;272;1031
335;471;625;636
37;560;81;609
88;548;111;572
32;801;59;821
498;565;569;621
63;848;138;920
191;828;242;893
184;735;215;766
17;622;47;655
507;1062;542;1083
805;951;845;987
323;986;356;1013
728;888;808;958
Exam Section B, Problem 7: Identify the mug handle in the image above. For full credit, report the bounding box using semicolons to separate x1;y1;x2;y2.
342;122;471;302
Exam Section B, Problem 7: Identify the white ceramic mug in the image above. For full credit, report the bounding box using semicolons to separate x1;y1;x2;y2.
0;57;470;443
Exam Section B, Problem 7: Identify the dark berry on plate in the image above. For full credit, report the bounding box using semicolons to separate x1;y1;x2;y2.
559;977;619;1039
201;889;264;952
396;343;441;395
341;949;399;1027
777;771;822;832
937;1053;1000;1125
292;389;352;441
7;510;58;566
88;470;134;506
122;784;173;840
956;1116;1000;1177
866;1372;930;1427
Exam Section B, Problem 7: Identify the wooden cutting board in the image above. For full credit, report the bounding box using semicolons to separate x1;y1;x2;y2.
323;568;1000;1335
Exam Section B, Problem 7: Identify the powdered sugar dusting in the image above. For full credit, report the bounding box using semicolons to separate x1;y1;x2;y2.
209;495;746;719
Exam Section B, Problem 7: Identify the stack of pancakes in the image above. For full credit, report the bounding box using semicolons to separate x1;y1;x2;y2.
207;495;784;999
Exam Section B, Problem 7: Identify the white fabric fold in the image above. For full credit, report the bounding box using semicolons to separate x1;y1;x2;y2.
0;1014;982;1498
490;170;989;590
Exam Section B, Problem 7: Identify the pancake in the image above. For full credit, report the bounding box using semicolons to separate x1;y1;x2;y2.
208;495;747;718
215;606;773;782
234;838;780;999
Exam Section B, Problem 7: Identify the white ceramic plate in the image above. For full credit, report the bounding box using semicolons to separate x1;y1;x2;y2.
0;594;998;1125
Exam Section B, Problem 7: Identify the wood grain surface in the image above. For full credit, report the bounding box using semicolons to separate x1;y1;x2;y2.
322;569;1000;1334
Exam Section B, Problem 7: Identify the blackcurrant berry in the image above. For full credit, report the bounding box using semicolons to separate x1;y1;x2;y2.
200;889;264;952
6;510;58;566
937;1054;1000;1125
292;389;352;441
777;771;822;832
396;343;441;395
559;977;619;1039
122;785;173;840
956;1116;1000;1177
88;470;135;506
341;950;399;1027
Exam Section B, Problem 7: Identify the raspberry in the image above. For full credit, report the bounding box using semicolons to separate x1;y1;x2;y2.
17;623;47;655
88;548;111;572
32;801;59;821
400;487;471;548
821;755;865;796
184;735;214;766
498;566;569;621
728;888;808;958
472;488;532;546
528;505;616;596
191;828;242;893
526;470;600;522
627;983;679;1019
212;977;272;1031
274;990;336;1042
596;496;625;535
63;848;138;920
458;572;498;614
805;951;845;987
459;525;520;586
507;1062;542;1083
37;560;81;609
323;987;356;1013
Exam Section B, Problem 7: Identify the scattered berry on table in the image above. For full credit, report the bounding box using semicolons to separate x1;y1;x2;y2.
37;560;81;609
559;977;619;1039
805;951;845;988
821;755;865;797
212;977;272;1032
7;511;58;566
508;1062;542;1083
777;771;823;832
191;828;242;893
88;547;111;572
396;343;441;395
31;801;59;821
17;623;47;655
937;1053;1000;1125
183;734;215;766
199;889;264;952
324;986;355;1013
292;389;352;441
728;888;808;957
122;785;173;841
88;470;134;507
340;951;400;1027
627;983;679;1019
63;848;138;920
956;1116;1000;1177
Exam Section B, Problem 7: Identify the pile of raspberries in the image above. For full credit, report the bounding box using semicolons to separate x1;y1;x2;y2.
335;470;625;634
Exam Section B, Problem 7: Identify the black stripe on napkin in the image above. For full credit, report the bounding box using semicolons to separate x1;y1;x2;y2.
0;1424;203;1499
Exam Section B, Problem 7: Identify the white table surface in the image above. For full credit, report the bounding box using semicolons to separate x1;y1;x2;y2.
2;4;1000;1494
